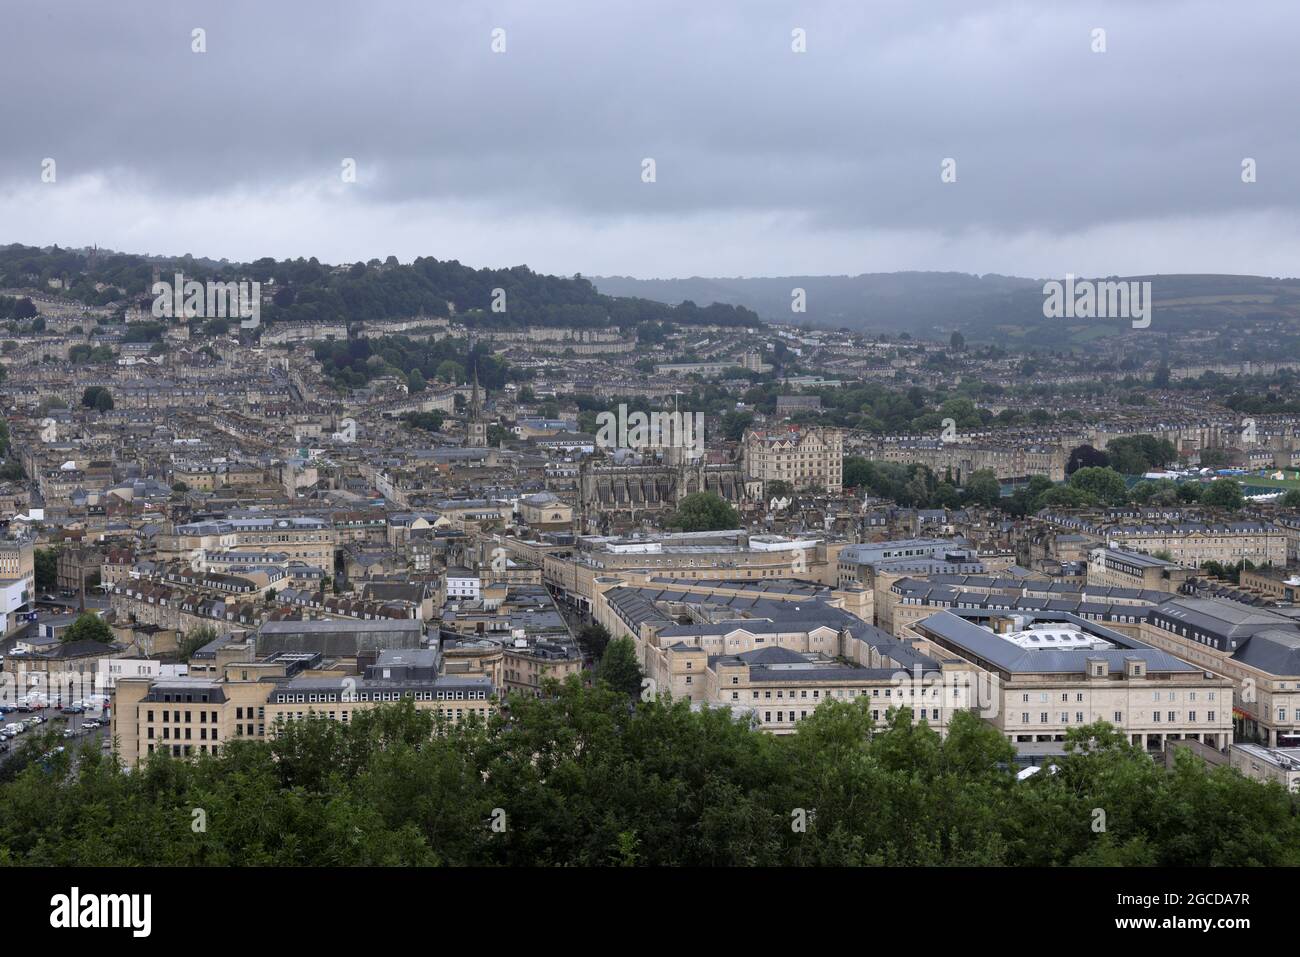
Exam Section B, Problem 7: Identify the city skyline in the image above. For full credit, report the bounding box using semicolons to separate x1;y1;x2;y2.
0;0;1295;916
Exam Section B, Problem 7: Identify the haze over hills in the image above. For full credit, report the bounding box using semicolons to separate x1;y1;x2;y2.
9;240;1300;360
593;272;1038;331
592;272;1300;343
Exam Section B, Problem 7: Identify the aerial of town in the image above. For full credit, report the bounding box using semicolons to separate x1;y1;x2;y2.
1;0;1293;934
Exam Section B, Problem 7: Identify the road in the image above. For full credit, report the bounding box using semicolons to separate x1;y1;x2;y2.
556;601;597;671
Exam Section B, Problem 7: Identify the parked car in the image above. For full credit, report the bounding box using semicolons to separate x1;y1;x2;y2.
60;705;84;715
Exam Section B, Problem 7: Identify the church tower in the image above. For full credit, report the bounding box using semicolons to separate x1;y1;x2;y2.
467;365;488;448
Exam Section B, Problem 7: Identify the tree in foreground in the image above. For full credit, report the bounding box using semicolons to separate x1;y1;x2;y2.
1;684;1297;867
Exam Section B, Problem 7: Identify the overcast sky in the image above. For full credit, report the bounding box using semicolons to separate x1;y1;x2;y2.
2;0;1298;279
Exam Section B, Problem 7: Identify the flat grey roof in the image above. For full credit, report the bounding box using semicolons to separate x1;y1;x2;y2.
916;610;1197;675
375;648;438;667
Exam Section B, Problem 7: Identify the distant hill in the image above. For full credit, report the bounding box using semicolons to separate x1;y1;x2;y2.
9;241;1299;347
0;243;762;331
592;272;1300;343
593;272;1038;332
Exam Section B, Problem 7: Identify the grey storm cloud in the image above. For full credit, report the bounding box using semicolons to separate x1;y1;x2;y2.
1;0;1298;277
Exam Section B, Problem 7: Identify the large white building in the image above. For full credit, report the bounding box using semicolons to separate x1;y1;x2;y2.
913;608;1234;759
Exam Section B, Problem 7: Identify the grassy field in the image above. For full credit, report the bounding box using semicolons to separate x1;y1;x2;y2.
1118;473;1300;492
1235;475;1300;490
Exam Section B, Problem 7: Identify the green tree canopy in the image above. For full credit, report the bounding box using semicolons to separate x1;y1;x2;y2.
961;469;1001;508
34;546;59;592
61;612;114;645
1201;478;1245;511
576;622;612;659
1065;444;1109;474
667;492;739;532
1068;467;1129;506
1105;435;1177;474
596;636;644;699
80;386;114;412
178;625;219;661
403;411;445;433
0;688;1295;866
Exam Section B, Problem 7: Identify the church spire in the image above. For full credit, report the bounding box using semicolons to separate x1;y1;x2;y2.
467;363;488;448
